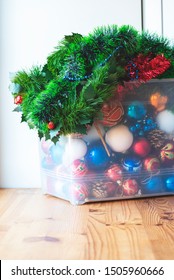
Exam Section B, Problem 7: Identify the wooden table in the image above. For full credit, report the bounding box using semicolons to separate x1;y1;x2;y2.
0;188;174;260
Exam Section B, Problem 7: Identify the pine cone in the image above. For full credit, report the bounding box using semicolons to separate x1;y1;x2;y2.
91;181;117;199
147;129;168;149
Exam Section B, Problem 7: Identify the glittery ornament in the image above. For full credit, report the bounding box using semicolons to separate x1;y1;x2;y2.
122;179;139;196
85;141;110;170
99;98;124;127
70;182;89;204
127;101;146;120
163;175;174;192
70;159;88;177
160;141;174;166
150;92;168;112
105;164;123;182
141;176;164;194
105;125;133;153
147;129;168;150
132;138;151;158
122;155;142;172
91;181;117;199
143;156;160;172
14;95;23;104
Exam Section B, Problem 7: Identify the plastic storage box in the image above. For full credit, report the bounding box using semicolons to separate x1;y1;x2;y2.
40;79;174;205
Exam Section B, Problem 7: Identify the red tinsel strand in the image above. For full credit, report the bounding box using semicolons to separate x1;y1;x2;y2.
116;54;171;100
126;54;171;82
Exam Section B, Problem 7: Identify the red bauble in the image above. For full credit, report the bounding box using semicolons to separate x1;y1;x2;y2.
122;179;139;196
105;164;123;182
143;156;160;172
70;159;88;177
14;95;23;104
160;141;174;167
47;121;55;130
132;138;151;158
99;98;124;126
70;182;89;203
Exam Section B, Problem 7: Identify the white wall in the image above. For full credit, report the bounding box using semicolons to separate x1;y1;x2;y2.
0;0;142;188
143;0;163;35
143;0;174;41
163;0;174;42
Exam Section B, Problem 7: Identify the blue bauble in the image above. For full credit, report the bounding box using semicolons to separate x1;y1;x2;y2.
164;175;174;192
50;143;64;164
85;141;110;170
142;176;164;194
122;155;142;172
127;101;147;120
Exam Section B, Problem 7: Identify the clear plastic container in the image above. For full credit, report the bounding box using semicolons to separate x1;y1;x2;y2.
40;79;174;204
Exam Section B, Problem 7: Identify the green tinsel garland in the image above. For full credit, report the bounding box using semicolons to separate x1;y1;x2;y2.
10;25;174;143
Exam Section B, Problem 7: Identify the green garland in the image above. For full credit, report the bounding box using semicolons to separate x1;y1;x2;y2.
10;25;174;143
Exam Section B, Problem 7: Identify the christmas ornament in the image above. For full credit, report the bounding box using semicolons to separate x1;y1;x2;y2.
122;179;139;196
132;138;151;158
91;181;117;199
63;138;87;165
70;182;89;204
70;159;88;177
128;116;157;137
147;129;168;150
41;155;55;169
85;141;110;170
99;98;124;126
47;121;55;130
127;101;146;120
143;156;160;172
141;176;164;194
156;110;174;134
105;125;133;153
82;123;105;143
160;141;174;166
150;92;168;112
41;138;53;154
105;164;123;182
50;142;64;164
163;175;174;192
14;95;23;104
54;164;68;176
122;155;142;172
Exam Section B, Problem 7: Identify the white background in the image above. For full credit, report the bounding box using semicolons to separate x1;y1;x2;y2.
0;0;173;188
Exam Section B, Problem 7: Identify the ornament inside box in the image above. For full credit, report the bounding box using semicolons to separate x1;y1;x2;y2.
40;79;174;205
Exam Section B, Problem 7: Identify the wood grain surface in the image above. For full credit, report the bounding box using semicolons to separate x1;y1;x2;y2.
0;188;174;260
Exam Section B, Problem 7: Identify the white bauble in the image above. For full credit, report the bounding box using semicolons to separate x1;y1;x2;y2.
63;138;87;165
156;110;174;134
82;123;105;143
105;125;133;153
